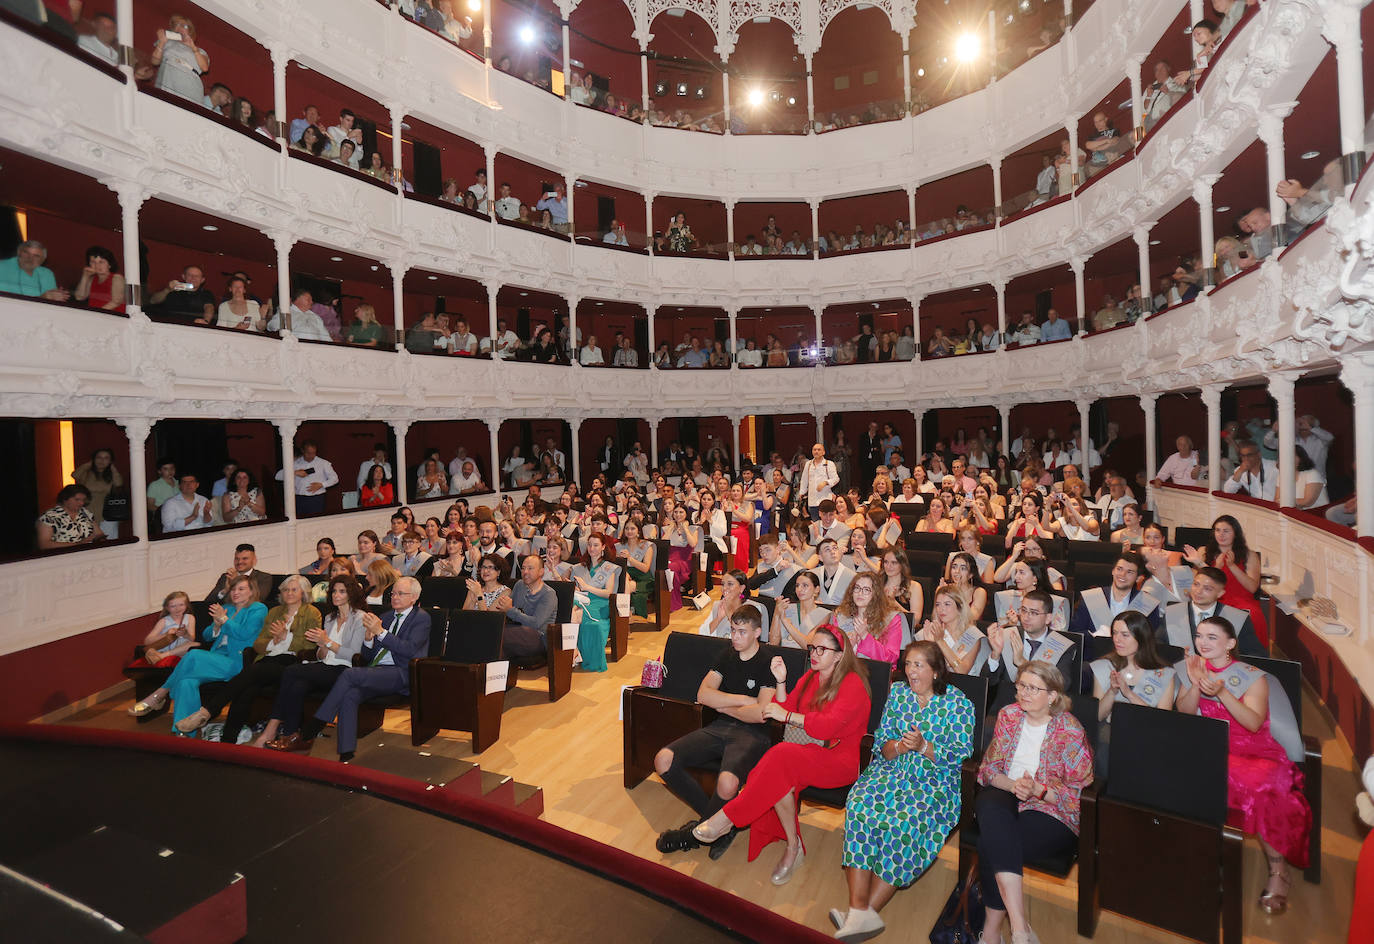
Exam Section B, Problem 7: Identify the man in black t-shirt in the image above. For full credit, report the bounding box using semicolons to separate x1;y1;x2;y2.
146;265;216;324
654;607;775;860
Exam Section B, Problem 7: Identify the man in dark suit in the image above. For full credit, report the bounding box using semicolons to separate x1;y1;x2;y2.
1161;566;1263;656
1067;553;1162;638
204;544;275;606
983;589;1081;726
284;577;431;761
856;421;883;493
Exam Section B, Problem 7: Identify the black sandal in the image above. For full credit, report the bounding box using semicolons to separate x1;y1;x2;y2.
655;820;702;854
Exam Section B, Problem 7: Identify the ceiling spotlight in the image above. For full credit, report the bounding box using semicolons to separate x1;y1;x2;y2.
1149;239;1161;246
595;301;604;306
1300;150;1320;159
428;274;438;280
938;56;949;66
786;95;797;106
520;291;529;296
954;32;980;63
694;86;706;98
201;224;218;232
330;256;343;262
370;264;379;270
1019;0;1032;10
467;0;481;10
916;67;926;77
653;80;668;96
747;88;765;107
519;25;535;44
676;82;688;96
1215;205;1230;213
1005;12;1015;24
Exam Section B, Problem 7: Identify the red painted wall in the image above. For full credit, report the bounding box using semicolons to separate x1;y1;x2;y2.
734;203;811;244
916;165;995;220
646;10;724;125
812;7;904;117
133;0;273;115
574;181;646;243
0;614;153;723
568;0;641;103
818;191;908;240
654;196;727;248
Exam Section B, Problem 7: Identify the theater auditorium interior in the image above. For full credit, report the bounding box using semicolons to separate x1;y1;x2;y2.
1;0;1373;940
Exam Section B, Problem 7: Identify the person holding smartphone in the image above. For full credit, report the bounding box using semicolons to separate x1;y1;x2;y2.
150;14;210;105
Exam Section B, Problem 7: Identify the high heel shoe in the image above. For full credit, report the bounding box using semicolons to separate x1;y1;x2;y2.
770;843;804;886
1259;857;1291;915
127;693;167;716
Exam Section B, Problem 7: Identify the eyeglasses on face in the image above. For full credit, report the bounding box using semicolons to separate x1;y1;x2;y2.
1015;681;1049;695
806;644;840;656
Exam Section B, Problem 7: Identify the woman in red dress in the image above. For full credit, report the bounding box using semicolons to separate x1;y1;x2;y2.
1183;514;1267;647
722;482;754;572
691;624;872;884
1177;616;1311;914
73;245;126;313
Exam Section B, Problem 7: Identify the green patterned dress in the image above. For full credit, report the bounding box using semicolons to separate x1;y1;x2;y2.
842;684;975;886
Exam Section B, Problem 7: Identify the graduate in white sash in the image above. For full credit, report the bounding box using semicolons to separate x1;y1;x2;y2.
1089;611;1177;722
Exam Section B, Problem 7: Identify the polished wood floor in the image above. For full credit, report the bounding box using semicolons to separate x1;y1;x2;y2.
58;599;1361;944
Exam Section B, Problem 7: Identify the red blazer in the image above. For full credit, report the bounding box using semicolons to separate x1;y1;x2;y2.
361;483;394;507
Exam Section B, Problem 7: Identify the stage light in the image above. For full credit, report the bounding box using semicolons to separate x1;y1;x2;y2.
954;32;980;62
676;82;688;96
694;86;706;98
916;67;925;77
467;0;481;10
654;80;667;96
1300;150;1319;159
768;89;782;104
519;25;535;44
786;95;796;106
747;88;765;107
1019;0;1032;10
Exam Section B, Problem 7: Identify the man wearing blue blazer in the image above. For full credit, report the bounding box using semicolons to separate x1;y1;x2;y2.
281;576;431;761
1067;552;1162;638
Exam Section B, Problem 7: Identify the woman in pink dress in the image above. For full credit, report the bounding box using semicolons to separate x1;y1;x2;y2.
721;482;754;572
1183;514;1268;647
1177;615;1310;914
830;572;903;667
661;504;698;611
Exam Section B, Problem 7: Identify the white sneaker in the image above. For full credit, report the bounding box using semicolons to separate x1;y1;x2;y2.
835;907;884;942
828;909;846;930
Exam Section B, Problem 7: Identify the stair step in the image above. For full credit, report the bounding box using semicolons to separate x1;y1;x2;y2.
512;783;544;819
479;771;516;807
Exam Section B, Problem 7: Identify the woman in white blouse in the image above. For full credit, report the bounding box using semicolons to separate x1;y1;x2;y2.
215;276;263;331
415;458;448;500
579;336;605;366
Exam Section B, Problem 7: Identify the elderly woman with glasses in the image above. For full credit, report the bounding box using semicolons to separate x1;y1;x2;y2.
975;660;1094;944
691;626;872;887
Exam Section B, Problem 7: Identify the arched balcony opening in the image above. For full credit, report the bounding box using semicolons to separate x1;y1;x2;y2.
1076;79;1134;192
822;299;915;364
575;298;648;368
492;152;571;237
826;410;919;494
653;196;728;256
1153;390;1207;482
1206;138;1266;289
994;0;1068;79
653;305;727;368
140;199;278;335
288;421;394;520
131;0;274;144
998;129;1070;222
0;148;126;314
1145;196;1201;314
646;9;725;133
402;270;487;357
1084;396;1147;493
146;419;285;533
1138;4;1194;144
1275;50;1343;255
1006;401;1081;471
497;418;573;490
737;306;816;367
812;6;905;132
1004;263;1076;346
496;285;570;364
1;418;134;561
490;0;564;94
1083;237;1143;334
399;0;485;59
730;18;807;134
913;165;995;242
749;413;817;473
567;0;642;120
818;190;911;254
287;243;395;348
906;2;996;115
405;421;495;507
733;201;812;257
926;406;1001;470
573;178;648;251
578;418;653;485
920;283;994;359
285;62;392;187
400;114;489;218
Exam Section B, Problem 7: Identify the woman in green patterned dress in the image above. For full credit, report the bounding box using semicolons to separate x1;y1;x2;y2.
832;640;976;941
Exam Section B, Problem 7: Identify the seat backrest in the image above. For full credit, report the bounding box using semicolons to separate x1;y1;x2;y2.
1239;654;1306;763
904;531;954;553
905;549;947;580
266;573;287;600
979;534;1006;559
890;505;924;529
760;642;809;686
443;609;504;663
1070;560;1115;593
946;672;990;757
1106;701;1229;825
1087;634;1184;667
1066;692;1099;757
860;657;891;733
422;605;448;657
1173;526;1213;551
420;576;469;610
659;631;733;702
913;575;937;620
1066;540;1117;564
652;538;670;572
545;580;576;624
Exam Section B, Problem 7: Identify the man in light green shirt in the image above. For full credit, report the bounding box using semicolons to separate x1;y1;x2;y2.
146;459;179;512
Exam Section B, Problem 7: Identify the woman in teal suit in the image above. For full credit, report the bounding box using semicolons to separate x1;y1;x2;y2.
573;532;618;672
128;575;268;725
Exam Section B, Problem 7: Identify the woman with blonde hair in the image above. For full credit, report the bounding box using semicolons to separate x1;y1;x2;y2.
132;590;196;668
918;585;985;675
345;303;384;347
150;13;209;104
832;572;903;667
365;558;400;606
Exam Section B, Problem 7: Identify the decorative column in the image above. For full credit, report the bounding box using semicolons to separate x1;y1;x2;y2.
912;409;925;461
810;199;820;258
566;294;580;363
730;415;743;468
388;102;405;184
570;417;583;486
101;179;146;311
993;278;1007;339
115;0;133;50
1076;398;1093;482
561;22;572;99
1070;255;1086;335
1257;104;1296;237
1065;117;1080;188
1269;371;1299;507
912;293;922;352
270;231;295;332
726;198;736;254
901;32;911;107
389;258;407;347
1133;224;1153;315
118;418;152;545
644;191;655;255
804;52;815;129
1140;393;1159;493
273;419;300;523
390;420;411;505
564;172;576;238
1321;3;1367;186
998;404;1012;458
1201;384;1224;491
1127;57;1144;138
639;44;650;116
649;418;660;468
1341;354;1374;535
812;304;824;354
268;41;290;144
487;419;503;496
484;144;497;217
1194;174;1220;287
647;304;657;365
815;413;826;445
727;305;738;363
907;186;917;233
485;279;501;349
991;156;1003;219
